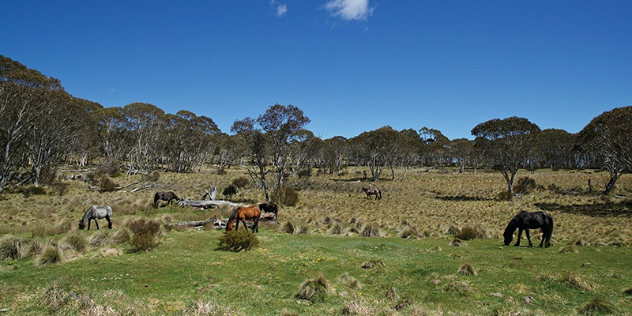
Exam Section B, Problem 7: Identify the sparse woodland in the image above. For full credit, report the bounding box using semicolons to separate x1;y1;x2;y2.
1;56;632;315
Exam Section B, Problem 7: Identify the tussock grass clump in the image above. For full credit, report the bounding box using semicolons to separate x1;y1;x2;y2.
98;175;118;192
37;246;62;266
32;218;72;237
579;297;616;315
361;223;381;237
297;225;310;234
184;300;234;315
112;227;131;244
562;272;597;291
296;275;332;302
456;224;489;240
623;287;632;295
90;230;111;247
127;218;162;252
232;176;250;188
329;223;344;235
559;245;579;253
445;225;461;235
281;221;295;234
361;259;385;269
338;272;360;289
64;230;88;253
341;301;375;315
450;238;468;247
458;263;477;276
0;235;26;260
26;238;44;257
217;229;259;252
398;222;422;239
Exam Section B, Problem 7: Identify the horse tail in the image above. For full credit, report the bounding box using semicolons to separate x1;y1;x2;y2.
378;189;382;199
153;193;160;208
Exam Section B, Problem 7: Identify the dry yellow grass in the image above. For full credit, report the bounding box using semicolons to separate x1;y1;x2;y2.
0;167;630;246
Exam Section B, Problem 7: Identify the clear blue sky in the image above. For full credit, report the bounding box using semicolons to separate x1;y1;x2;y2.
2;1;631;140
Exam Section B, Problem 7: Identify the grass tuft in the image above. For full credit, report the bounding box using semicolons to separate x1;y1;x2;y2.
64;230;88;253
89;230;111;247
37;246;62;266
0;235;26;260
458;262;477;276
361;223;381;237
281;221;295;234
296;275;332;302
579;297;616;315
112;227;131;244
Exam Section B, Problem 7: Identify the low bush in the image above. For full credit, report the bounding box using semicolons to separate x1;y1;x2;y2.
64;231;88;253
217;229;259;252
222;185;238;199
514;177;537;194
127;218;162;252
232;176;250;188
98;175;118;193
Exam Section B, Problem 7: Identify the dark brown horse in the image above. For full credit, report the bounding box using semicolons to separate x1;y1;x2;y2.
258;203;279;219
154;191;181;208
361;187;382;200
504;211;553;248
226;205;261;233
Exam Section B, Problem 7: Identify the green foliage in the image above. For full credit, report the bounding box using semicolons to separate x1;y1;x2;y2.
514;177;537;194
232;176;250;188
37;246;61;266
64;230;87;253
217;229;259;252
295;275;332;302
0;235;25;260
272;186;299;206
222;185;237;199
127;218;161;252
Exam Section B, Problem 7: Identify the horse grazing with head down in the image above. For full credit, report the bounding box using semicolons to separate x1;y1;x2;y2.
504;211;553;248
79;205;113;230
154;191;181;208
226;205;261;233
361;187;382;200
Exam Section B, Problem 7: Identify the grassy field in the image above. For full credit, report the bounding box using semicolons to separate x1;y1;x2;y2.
1;167;631;315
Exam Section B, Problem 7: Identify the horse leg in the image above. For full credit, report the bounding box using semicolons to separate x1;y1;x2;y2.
106;216;112;229
87;219;91;230
525;229;532;247
95;219;100;230
252;218;259;233
515;228;522;246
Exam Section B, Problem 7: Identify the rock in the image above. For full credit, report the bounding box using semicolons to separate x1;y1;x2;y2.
490;292;503;298
521;296;535;305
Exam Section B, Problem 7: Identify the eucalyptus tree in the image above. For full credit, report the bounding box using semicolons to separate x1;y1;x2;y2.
535;129;577;169
350;126;396;181
231;117;272;201
472;117;541;198
418;127;451;166
578;106;632;194
0;56;64;190
67;98;103;166
162;110;220;172
287;129;321;177
93;107;130;163
322;136;348;175
123;102;165;173
257;104;310;190
450;138;473;173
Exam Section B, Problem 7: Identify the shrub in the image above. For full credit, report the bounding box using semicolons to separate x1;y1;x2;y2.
37;246;62;266
217;229;259;252
296;275;332;302
0;235;25;260
98;175;118;193
64;231;87;253
97;158;120;177
361;223;381;237
222;185;238;199
127;218;162;252
232;176;250;188
272;187;299;206
514;177;537;194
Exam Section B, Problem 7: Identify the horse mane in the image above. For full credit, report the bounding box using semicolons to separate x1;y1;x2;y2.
228;207;240;223
81;206;95;224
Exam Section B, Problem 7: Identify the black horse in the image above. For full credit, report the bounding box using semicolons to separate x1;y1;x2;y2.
154;191;181;208
504;211;553;248
258;203;279;218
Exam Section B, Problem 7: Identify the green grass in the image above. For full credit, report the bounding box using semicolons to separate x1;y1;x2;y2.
1;227;631;315
0;167;631;314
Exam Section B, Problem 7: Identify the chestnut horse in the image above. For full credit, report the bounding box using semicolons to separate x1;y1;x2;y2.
504;211;553;248
361;187;382;200
226;205;261;233
154;191;181;208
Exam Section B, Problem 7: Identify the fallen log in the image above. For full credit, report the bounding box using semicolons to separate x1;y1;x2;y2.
168;219;228;229
178;199;245;209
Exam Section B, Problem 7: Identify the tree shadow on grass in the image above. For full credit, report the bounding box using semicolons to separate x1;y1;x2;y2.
535;200;632;218
435;195;494;202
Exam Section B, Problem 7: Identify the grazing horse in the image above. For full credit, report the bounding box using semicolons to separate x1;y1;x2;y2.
154;191;181;208
78;205;113;230
504;211;553;248
258;203;279;219
361;187;382;200
226;205;261;233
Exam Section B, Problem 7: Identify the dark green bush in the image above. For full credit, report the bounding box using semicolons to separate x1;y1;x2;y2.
222;185;238;199
127;218;161;252
272;187;299;206
232;176;250;188
217;230;259;252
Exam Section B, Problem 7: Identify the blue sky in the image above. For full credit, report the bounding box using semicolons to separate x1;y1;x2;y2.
2;1;631;140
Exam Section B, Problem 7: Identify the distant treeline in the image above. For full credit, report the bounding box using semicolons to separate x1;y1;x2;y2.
1;55;630;196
